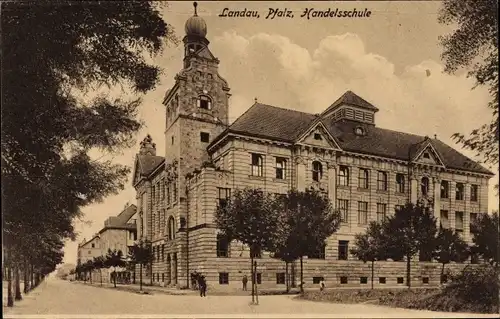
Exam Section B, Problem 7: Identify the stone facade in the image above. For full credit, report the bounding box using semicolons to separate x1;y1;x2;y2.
132;4;493;290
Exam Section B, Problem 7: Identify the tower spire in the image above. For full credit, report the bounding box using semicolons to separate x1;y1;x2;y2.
193;2;198;16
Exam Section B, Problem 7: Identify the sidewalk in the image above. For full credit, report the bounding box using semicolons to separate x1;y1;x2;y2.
71;280;420;296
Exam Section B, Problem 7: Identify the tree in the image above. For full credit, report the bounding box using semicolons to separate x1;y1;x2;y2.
350;221;387;289
214;188;283;303
274;189;341;293
470;212;499;266
433;227;470;283
438;0;499;181
83;260;94;284
105;249;126;288
128;240;153;293
92;256;106;286
1;3;177;304
382;202;438;288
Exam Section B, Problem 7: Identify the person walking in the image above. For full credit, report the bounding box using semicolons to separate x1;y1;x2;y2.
319;279;325;291
242;275;248;291
198;275;207;297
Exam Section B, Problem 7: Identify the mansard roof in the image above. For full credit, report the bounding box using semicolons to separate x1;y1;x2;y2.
209;95;493;176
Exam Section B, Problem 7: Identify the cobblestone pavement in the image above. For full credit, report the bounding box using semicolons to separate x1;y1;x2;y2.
3;278;498;318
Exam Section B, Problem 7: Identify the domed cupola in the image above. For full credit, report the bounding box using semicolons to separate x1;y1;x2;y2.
185;2;207;38
183;2;211;63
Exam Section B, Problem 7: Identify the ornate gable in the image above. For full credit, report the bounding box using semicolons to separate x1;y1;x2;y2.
412;141;445;168
295;121;341;151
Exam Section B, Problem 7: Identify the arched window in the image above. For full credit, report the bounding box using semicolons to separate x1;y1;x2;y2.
312;161;323;182
337;166;349;186
421;177;429;196
396;174;405;193
197;95;212;110
168;216;176;240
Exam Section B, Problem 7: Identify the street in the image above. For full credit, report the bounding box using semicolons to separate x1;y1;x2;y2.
2;277;497;318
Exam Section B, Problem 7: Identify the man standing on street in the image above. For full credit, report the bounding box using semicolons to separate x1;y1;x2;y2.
198;275;207;297
242;275;248;291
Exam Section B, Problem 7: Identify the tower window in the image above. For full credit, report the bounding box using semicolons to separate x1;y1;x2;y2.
200;132;210;143
197;95;212;110
171;136;174;145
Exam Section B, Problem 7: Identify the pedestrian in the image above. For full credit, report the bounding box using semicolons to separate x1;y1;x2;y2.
198;275;207;297
242;275;248;291
319;279;325;291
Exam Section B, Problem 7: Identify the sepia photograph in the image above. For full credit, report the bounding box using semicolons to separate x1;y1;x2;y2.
1;0;499;318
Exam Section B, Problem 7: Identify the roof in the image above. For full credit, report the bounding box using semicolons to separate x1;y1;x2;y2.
227;103;317;142
137;155;164;176
322;90;379;115
211;93;493;176
102;204;137;230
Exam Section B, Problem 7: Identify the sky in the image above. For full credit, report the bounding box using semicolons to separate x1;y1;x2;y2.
64;1;499;263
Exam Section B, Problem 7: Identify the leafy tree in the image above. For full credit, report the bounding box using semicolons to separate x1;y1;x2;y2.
274;189;341;293
128;239;153;292
83;260;95;284
470;212;499;266
92;256;106;286
105;249;126;288
433;227;470;283
1;2;177;305
215;188;283;302
382;202;438;288
350;221;387;289
438;0;499;181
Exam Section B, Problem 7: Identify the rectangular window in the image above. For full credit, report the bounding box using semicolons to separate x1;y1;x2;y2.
337;166;349;186
276;273;285;284
337;199;349;223
354;110;364;121
166;185;171;205
397;277;404;284
216;234;229;258
251;153;263;177
376;203;387;223
91;243;95;248
396;173;405;193
455;183;464;200
162;273;165;282
340;276;348;284
252;273;262;284
217;188;231;209
377;171;388;191
470;185;479;202
358;168;369;189
308;244;326;259
441;181;449;199
360;277;368;284
162;245;165;261
455;211;464;232
379;277;386;284
440;210;449;229
172;181;177;201
422;277;429;284
275;157;287;179
200;132;210;143
313;276;324;284
470;213;478;229
219;272;229;285
338;240;349;260
358;201;368;225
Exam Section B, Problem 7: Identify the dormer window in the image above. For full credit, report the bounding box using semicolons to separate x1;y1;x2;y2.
197;95;212;110
423;152;430;159
354;126;365;136
314;133;322;140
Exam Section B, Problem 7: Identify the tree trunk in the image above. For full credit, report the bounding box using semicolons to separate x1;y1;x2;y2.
30;264;34;288
150;264;153;286
254;261;259;305
24;258;30;294
15;265;22;300
250;256;255;303
139;264;143;292
7;255;14;307
406;254;411;288
90;270;93;284
100;269;103;286
441;263;445;284
371;260;375;290
285;261;289;293
300;256;304;293
113;270;117;288
133;268;136;284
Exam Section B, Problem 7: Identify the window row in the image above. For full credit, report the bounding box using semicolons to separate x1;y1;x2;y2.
439;180;479;201
338;200;402;225
151;180;178;207
152;240;178;263
440;210;477;232
150;215;177;242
